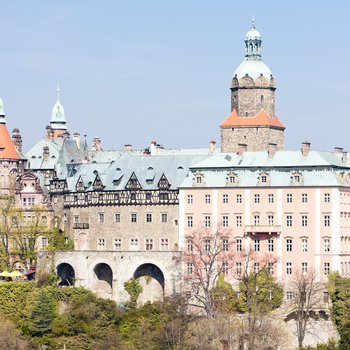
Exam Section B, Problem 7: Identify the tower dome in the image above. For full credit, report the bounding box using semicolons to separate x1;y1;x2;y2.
50;85;67;131
233;20;273;80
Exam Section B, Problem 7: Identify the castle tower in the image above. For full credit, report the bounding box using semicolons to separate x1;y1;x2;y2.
50;84;67;138
220;21;285;153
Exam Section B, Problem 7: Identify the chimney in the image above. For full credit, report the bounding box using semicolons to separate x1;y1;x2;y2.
268;142;277;159
155;144;164;155
43;146;50;161
45;125;52;139
301;142;310;157
63;130;70;140
73;132;81;149
334;147;344;154
342;151;348;163
209;140;216;154
237;143;247;156
143;148;151;156
123;144;132;152
50;129;55;139
150;140;157;155
92;137;102;151
12;128;22;153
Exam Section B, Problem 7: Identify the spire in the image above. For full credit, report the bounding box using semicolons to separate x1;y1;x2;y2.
0;97;6;124
50;84;67;132
244;18;262;60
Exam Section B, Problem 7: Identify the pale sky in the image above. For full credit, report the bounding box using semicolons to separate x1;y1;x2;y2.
0;1;349;152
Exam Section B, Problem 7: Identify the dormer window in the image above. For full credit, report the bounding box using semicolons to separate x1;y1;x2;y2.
292;171;303;185
196;176;202;184
258;171;269;185
226;172;238;186
193;172;205;186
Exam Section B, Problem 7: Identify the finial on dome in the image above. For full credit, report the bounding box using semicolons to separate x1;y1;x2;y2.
252;15;255;29
57;82;60;102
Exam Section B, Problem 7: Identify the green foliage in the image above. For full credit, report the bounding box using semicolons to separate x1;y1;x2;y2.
211;274;238;313
124;277;143;308
26;287;57;336
301;338;338;349
48;228;74;251
0;282;35;321
327;272;350;350
237;267;283;313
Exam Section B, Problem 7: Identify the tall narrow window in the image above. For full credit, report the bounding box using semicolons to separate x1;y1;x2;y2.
222;238;229;252
222;215;229;227
268;239;274;252
236;239;242;252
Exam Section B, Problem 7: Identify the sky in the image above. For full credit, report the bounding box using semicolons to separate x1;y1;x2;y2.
0;1;349;152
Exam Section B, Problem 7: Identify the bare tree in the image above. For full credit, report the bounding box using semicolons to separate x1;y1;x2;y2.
183;226;235;319
288;269;324;349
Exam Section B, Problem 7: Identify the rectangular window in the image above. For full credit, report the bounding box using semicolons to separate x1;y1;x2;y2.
268;193;274;203
236;238;242;252
187;239;193;252
114;213;121;223
254;194;260;203
146;238;153;251
286;262;292;275
236;215;242;227
229;176;236;184
254;215;260;226
131;213;137;223
114;238;122;250
286;215;293;227
204;216;211;228
161;238;169;251
98;238;105;250
287;193;293;203
98;212;104;224
261;175;267;183
301;238;308;252
268;215;274;226
161;213;168;223
324;193;331;203
324;238;330;252
324;262;330;275
236;262;242;275
204;239;211;252
131;238;138;246
268;262;274;274
302;262;308;275
324;215;331;227
146;213;152;223
236;194;242;204
222;261;228;274
73;215;79;224
286;291;293;301
187;216;193;228
254;262;260;274
254;239;260;252
41;237;48;248
205;194;211;204
301;193;308;203
286;239;293;252
222;215;229;227
302;215;308;227
222;238;229;252
187;262;193;275
187;194;193;204
222;194;229;204
268;239;274;252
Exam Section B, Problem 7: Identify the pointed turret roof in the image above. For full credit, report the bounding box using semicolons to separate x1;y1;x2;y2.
50;84;67;133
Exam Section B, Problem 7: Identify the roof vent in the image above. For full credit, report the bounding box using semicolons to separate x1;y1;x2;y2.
301;142;310;157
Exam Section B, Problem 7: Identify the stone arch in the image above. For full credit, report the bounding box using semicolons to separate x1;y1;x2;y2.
133;263;165;304
93;263;113;298
134;263;165;289
57;263;75;286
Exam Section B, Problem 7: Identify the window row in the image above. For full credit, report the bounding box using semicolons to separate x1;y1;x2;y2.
285;262;330;275
97;238;170;251
187;192;331;205
285;237;330;253
74;212;170;224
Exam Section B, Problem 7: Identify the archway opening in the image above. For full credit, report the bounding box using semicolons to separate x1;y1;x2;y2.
93;263;113;298
133;263;165;304
57;263;75;286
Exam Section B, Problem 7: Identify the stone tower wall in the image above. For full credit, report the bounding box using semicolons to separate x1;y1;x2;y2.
221;126;284;153
231;76;276;117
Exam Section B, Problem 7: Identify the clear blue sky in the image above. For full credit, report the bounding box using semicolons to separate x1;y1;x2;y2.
1;1;349;152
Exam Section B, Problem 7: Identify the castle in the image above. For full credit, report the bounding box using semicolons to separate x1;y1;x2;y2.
0;22;349;308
